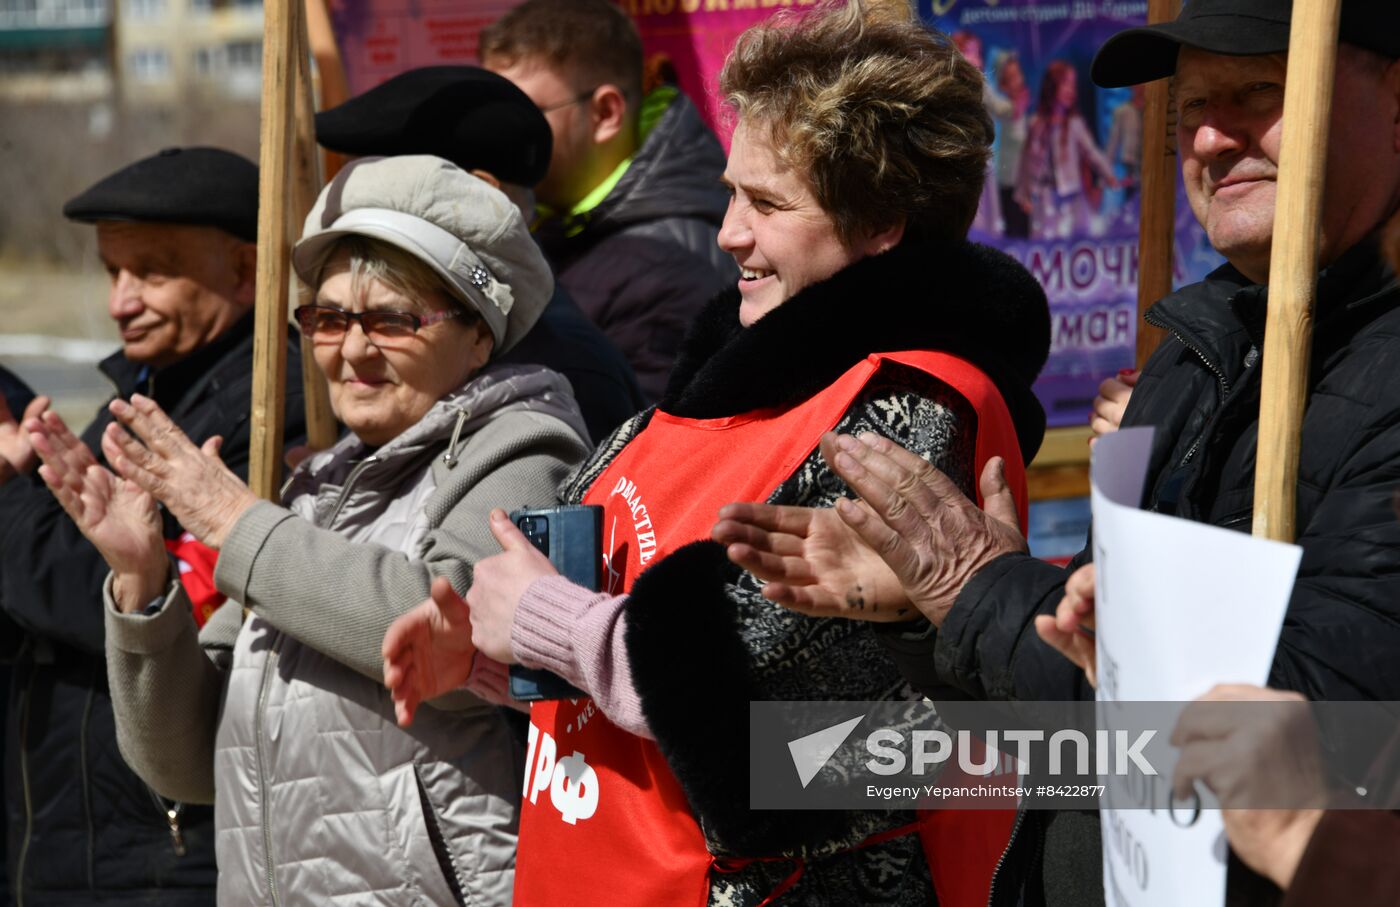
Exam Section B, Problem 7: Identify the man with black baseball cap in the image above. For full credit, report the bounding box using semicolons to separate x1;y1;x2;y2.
315;66;646;443
867;4;1400;687
1091;0;1400;87
1087;0;1400;284
0;146;307;905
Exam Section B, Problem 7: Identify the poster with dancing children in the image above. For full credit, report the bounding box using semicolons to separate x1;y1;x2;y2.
923;0;1223;427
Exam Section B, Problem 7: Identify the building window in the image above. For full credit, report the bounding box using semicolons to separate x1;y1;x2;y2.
125;0;165;19
0;0;39;18
128;47;170;81
188;0;211;14
225;39;260;71
192;46;213;74
1;0;110;27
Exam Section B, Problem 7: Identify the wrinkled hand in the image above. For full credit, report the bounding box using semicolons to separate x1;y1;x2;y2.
1034;563;1097;686
102;394;257;549
1089;369;1138;444
29;410;166;611
1171;684;1326;890
26;407;98;482
824;432;1026;627
712;497;914;621
383;577;479;727
0;393;50;479
382;509;559;726
463;509;559;662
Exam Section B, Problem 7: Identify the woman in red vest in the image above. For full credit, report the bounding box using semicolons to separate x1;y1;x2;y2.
384;2;1051;904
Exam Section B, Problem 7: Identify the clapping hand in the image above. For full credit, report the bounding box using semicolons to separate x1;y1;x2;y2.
0;393;49;482
714;432;1025;627
29;410;167;611
383;578;480;727
712;496;915;621
383;509;561;726
102;394;257;549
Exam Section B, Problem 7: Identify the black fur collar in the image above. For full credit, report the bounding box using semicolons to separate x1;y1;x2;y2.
660;237;1051;462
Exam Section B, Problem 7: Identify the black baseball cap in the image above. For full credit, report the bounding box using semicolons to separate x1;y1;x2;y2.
1092;0;1400;88
315;66;553;188
63;146;259;241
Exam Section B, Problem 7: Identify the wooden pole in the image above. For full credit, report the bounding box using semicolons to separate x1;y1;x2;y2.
291;0;338;451
248;0;300;499
303;0;352;181
1133;0;1180;368
1252;0;1341;542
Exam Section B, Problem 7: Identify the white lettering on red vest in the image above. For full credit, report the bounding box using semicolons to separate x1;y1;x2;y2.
573;698;599;733
524;724;601;826
604;476;660;595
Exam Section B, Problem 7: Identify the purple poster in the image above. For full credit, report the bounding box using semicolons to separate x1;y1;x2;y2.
329;0;524;97
921;0;1222;428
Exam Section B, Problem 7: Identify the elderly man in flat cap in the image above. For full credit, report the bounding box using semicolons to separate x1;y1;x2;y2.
314;65;646;444
0;146;307;906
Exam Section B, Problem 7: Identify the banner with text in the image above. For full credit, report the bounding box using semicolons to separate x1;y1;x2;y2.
330;0;810;136
921;0;1223;427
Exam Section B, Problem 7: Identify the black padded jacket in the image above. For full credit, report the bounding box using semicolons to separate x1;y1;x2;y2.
0;318;306;906
0;363;34;904
883;238;1400;907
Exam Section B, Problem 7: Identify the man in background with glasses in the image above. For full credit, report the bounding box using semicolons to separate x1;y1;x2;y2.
0;146;307;906
480;0;737;401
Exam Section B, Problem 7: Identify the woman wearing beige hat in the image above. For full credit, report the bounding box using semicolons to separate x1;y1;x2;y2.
27;155;589;906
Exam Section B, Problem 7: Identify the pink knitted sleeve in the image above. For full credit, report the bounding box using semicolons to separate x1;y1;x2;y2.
509;574;653;739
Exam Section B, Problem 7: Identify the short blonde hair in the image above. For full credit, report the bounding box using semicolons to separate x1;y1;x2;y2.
721;0;992;244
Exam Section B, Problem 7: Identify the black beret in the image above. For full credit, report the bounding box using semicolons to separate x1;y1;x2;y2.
62;146;259;242
315;66;553;188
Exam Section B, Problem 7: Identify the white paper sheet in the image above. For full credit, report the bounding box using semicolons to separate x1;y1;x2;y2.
1090;427;1302;907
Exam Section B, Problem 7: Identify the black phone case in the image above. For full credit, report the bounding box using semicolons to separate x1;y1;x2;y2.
507;505;602;701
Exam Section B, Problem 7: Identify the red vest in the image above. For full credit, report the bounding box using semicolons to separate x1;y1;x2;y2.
515;352;1025;907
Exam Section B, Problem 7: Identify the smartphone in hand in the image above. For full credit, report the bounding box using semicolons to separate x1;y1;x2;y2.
508;505;602;701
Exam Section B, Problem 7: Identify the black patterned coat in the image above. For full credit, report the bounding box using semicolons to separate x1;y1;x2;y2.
558;236;1051;906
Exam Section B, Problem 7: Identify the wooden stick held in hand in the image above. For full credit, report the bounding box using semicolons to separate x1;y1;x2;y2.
1253;0;1341;542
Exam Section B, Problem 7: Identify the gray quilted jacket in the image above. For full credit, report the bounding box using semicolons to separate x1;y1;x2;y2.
104;364;590;906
